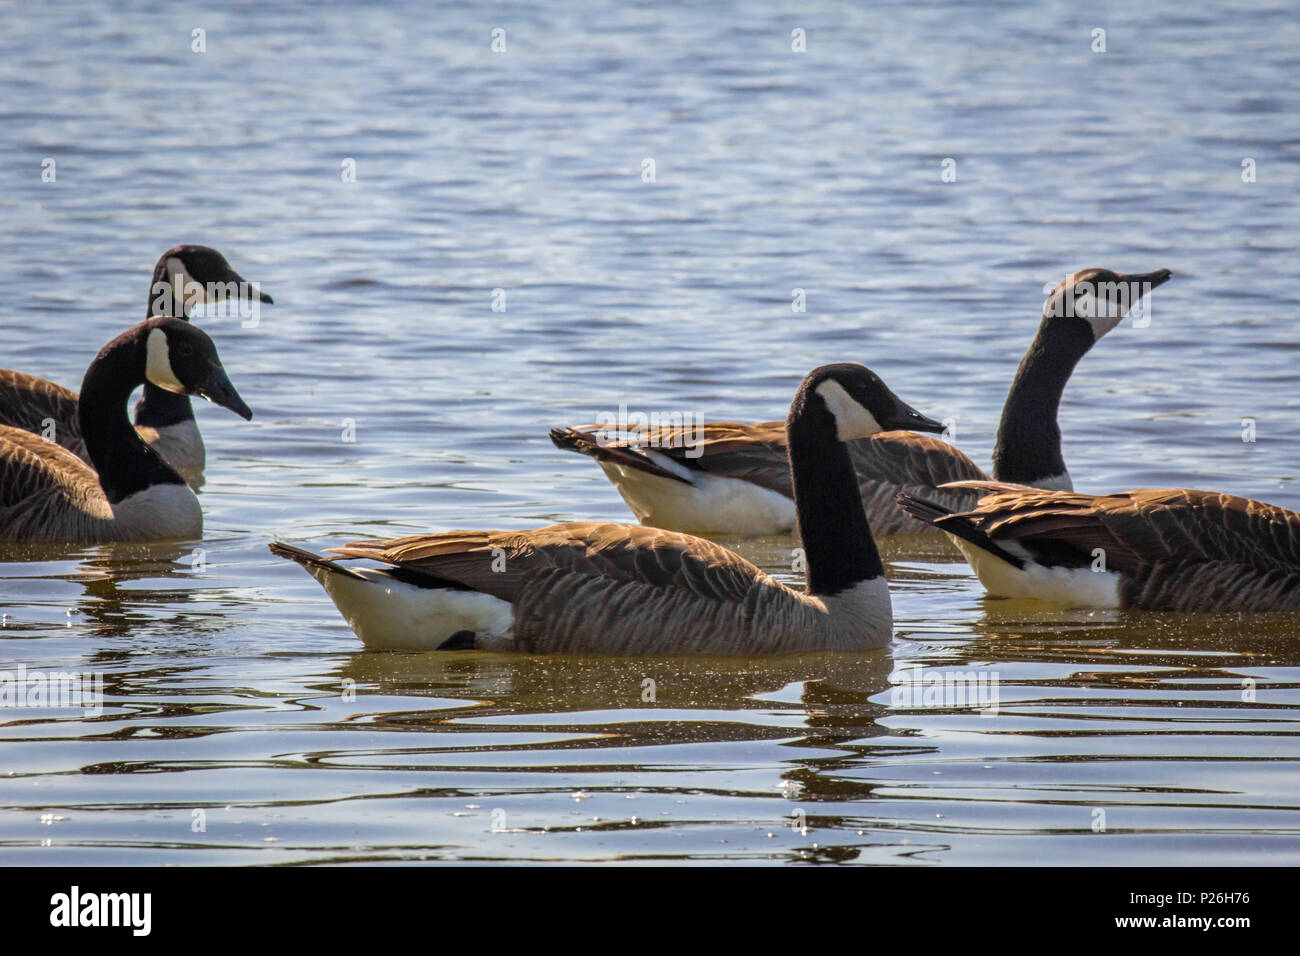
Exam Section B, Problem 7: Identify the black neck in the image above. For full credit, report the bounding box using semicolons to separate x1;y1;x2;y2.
787;399;883;596
140;261;196;429
79;324;187;503
991;318;1093;485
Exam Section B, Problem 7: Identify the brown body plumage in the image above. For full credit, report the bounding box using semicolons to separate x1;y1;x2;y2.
283;522;889;655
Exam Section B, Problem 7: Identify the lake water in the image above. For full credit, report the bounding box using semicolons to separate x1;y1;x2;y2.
1;0;1298;865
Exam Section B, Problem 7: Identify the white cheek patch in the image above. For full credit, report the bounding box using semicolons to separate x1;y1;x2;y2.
815;379;884;441
167;256;204;312
145;327;187;394
1074;284;1142;341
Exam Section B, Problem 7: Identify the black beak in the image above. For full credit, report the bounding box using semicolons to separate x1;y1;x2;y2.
222;265;272;304
884;395;946;435
197;364;253;421
1122;268;1173;299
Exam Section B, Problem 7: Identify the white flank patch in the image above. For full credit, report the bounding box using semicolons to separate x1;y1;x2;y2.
815;379;883;441
111;483;203;539
312;566;515;650
598;455;796;535
1027;471;1074;492
144;327;186;394
947;534;1122;607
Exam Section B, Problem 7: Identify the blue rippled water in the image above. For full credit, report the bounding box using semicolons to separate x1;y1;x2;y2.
0;0;1298;864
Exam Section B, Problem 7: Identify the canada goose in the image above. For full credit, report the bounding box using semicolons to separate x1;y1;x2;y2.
0;245;269;482
896;482;1300;611
0;317;252;543
551;268;1172;536
269;363;945;653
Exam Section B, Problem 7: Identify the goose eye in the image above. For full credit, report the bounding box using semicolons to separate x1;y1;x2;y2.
175;343;195;358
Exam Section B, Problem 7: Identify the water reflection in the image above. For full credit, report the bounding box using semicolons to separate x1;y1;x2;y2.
339;647;896;732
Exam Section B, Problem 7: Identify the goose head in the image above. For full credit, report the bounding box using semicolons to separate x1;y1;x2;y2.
148;245;273;318
794;363;945;442
143;318;253;421
1042;267;1172;343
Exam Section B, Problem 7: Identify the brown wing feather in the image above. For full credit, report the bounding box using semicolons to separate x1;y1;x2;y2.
328;522;769;605
0;369;88;461
572;421;794;495
0;425;111;542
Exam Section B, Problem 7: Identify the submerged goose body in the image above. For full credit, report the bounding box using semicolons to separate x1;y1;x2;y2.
0;317;252;544
271;364;945;654
553;268;1171;536
0;245;270;483
897;482;1300;612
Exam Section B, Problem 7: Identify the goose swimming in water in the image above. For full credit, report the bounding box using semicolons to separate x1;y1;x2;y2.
0;245;270;484
270;364;944;654
551;268;1171;536
0;317;252;544
897;481;1300;612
